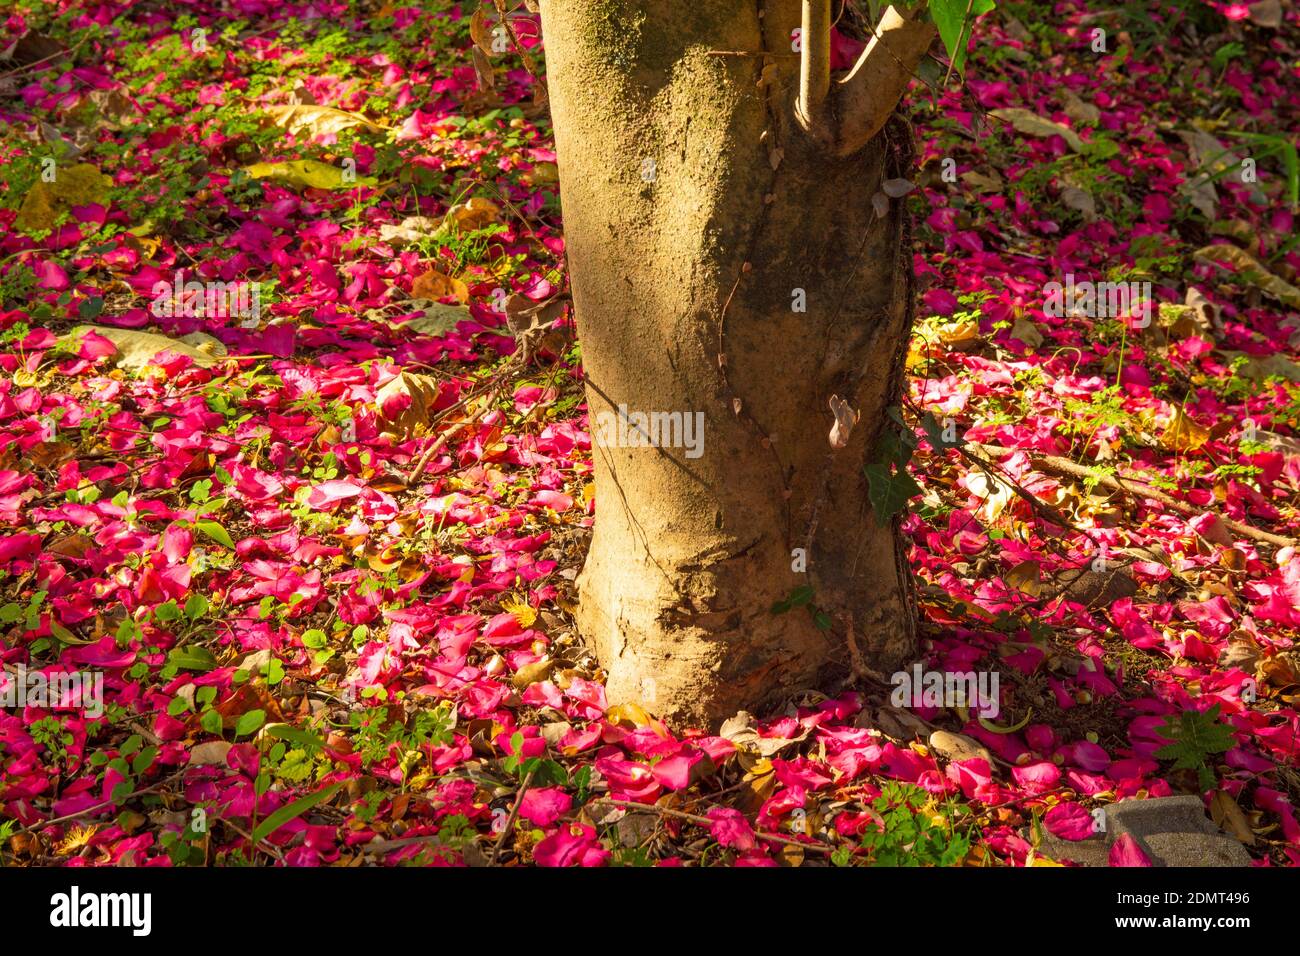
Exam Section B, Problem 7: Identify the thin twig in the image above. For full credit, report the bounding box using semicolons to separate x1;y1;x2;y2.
488;766;536;866
971;442;1299;550
19;769;186;836
404;374;509;487
590;798;835;855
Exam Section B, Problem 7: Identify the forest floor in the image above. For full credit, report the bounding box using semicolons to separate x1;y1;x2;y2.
1;0;1298;867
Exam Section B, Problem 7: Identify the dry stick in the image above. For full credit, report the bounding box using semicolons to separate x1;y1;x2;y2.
404;371;513;487
488;766;536;866
591;798;835;856
223;819;286;864
404;419;473;488
971;442;1299;550
0;35;88;80
941;438;1112;568
18;769;187;836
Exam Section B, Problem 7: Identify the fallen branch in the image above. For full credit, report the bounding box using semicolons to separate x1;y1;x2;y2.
590;798;835;856
404;419;473;488
488;766;536;866
971;442;1299;550
403;373;511;487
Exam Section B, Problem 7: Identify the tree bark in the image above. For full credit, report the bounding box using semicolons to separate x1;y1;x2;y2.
540;0;928;727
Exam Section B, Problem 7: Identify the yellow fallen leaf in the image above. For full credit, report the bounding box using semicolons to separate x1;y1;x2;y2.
525;162;560;185
937;319;980;351
400;303;470;337
59;326;219;370
366;545;403;573
1226;352;1300;384
410;269;469;303
261;104;387;137
1209;790;1256;846
14;163;113;234
990;107;1086;153
779;843;805;867
241;159;376;191
605;703;671;738
442;196;501;232
1161;405;1210;452
1194;244;1300;309
375;370;440;438
511;658;555;690
469;7;496;57
1005;561;1043;597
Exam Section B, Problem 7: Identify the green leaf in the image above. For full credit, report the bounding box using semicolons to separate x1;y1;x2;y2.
772;585;815;614
154;600;181;622
184;594;209;620
1154;704;1234;791
928;0;996;78
167;645;218;671
265;723;327;753
200;709;223;735
78;296;104;321
234;709;266;738
49;620;96;645
921;411;963;450
250;782;343;844
131;745;158;775
865;462;922;526
195;520;235;549
242;160;377;191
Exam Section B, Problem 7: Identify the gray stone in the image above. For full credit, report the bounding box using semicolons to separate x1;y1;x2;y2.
1138;831;1253;867
1034;832;1110;867
1105;795;1252;867
1025;795;1253;867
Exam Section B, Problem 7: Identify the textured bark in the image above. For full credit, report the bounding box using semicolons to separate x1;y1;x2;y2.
541;0;923;727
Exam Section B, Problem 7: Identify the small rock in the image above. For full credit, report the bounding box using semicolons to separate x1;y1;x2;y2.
1027;795;1254;866
1035;832;1110;867
1104;795;1252;867
928;730;992;765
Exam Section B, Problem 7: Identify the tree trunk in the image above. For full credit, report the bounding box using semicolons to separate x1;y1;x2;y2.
540;0;930;727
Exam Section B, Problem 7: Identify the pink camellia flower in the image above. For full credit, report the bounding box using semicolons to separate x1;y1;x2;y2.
533;823;609;867
1222;3;1250;20
306;479;366;510
77;330;118;361
1012;760;1061;794
1109;833;1153;867
706;807;757;850
1058;740;1111;773
1044;802;1097;841
650;751;702;791
517;787;572;827
33;260;69;290
530;490;573;511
